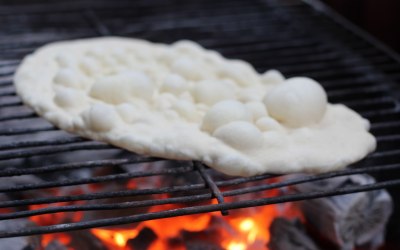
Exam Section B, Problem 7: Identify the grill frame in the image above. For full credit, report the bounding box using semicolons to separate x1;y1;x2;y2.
0;0;400;239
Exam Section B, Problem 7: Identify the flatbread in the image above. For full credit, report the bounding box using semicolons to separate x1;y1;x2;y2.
14;37;376;176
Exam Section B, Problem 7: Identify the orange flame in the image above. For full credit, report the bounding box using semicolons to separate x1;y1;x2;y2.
89;202;283;250
221;205;278;250
42;234;72;249
91;228;139;249
27;187;85;249
29;179;299;250
227;241;246;250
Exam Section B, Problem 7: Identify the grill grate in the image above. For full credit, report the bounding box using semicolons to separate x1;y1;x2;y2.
1;0;400;238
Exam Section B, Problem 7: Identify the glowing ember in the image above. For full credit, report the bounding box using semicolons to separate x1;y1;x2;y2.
227;241;246;250
42;234;73;250
28;179;299;249
239;218;255;231
31;203;288;249
91;228;139;249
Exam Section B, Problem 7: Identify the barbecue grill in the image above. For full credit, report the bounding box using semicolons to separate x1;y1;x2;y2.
1;0;400;241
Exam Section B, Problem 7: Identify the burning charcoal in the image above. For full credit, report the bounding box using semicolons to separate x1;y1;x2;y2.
268;217;320;250
45;240;68;250
292;174;393;250
82;167;154;226
181;225;222;245
82;193;153;228
69;230;108;250
185;241;223;250
153;161;216;203
0;219;41;250
83;162;162;226
120;161;166;189
126;227;157;250
180;216;235;250
156;215;227;250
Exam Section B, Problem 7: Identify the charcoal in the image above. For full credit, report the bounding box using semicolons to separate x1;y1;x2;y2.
154;216;227;250
181;227;222;245
268;217;320;250
83;190;153;228
69;230;108;250
127;227;157;250
184;241;223;250
179;216;231;250
45;240;68;250
292;174;393;250
123;161;214;208
0;219;41;250
158;161;217;206
83;162;158;226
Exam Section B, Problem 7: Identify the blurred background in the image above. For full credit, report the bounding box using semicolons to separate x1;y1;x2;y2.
322;0;400;53
0;0;399;53
0;0;400;53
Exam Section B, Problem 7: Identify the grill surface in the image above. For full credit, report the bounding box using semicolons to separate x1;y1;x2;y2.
1;0;400;238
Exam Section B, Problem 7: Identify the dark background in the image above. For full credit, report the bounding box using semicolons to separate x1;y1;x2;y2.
0;0;399;53
322;0;400;53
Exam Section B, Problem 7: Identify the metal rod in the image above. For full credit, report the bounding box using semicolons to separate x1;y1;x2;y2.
1;179;399;238
0;112;36;122
0;143;113;161
0;173;274;208
0;126;56;136
196;162;229;215
0;157;161;177
5;163;400;220
0;137;86;150
0;165;196;193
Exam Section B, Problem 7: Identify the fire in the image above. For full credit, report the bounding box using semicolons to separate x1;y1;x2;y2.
219;206;278;250
227;241;246;250
42;234;72;249
239;218;255;231
239;218;258;242
28;179;299;249
90;203;283;250
26;187;85;249
88;205;213;250
91;228;139;249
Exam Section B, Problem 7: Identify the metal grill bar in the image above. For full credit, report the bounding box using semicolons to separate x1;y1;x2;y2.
0;137;86;150
1;178;399;239
196;162;229;215
0;174;273;209
0;158;160;177
0;142;113;161
0;89;15;96
0;165;195;193
0;0;400;239
1;163;400;222
0;100;22;108
0;194;216;221
0;126;56;136
0;112;36;122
